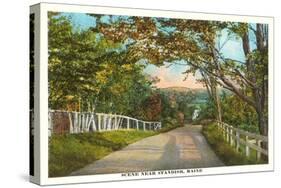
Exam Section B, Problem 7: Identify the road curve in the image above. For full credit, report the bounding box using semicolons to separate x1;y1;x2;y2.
71;125;224;176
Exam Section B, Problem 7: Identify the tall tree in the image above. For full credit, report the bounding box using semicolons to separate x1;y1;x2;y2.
199;71;222;123
48;13;155;118
92;15;268;137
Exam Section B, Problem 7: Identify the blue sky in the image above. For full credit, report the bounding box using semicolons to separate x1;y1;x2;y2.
218;29;246;63
60;13;97;30
58;12;255;89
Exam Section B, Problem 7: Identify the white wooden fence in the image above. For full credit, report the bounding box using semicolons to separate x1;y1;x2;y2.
216;121;268;160
48;110;162;136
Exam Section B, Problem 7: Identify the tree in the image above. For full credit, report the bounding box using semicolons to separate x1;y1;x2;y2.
220;93;258;133
48;13;155;118
92;15;268;137
199;71;222;123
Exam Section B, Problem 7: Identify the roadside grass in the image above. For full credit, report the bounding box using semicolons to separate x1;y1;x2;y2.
49;130;157;177
202;122;266;166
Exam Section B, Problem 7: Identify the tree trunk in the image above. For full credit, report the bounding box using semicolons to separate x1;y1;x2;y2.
241;23;268;138
201;71;222;123
255;96;268;152
256;104;268;160
210;78;222;123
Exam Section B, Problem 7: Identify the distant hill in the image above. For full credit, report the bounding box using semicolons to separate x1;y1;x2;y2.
159;86;232;95
158;87;208;106
159;87;232;105
159;86;233;105
159;86;206;93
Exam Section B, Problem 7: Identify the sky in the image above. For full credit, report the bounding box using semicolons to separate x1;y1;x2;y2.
144;62;203;89
57;12;255;89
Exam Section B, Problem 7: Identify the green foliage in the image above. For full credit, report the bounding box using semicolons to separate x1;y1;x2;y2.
221;93;259;133
158;117;181;133
93;14;269;136
48;13;154;116
197;90;259;133
48;12;268;134
49;130;157;177
197;98;216;121
48;13;109;109
158;89;195;121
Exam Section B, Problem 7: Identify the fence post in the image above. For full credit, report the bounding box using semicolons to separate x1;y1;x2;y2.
127;118;130;129
91;113;96;131
136;120;139;130
114;115;117;129
48;111;52;136
81;113;85;132
84;113;88;132
230;127;234;146
107;114;112;130
222;123;226;139
68;112;73;133
245;135;250;157
77;113;80;133
143;122;146;131
103;114;107;131
226;126;229;143
98;114;101;131
116;116;122;130
74;112;78;133
257;139;262;161
236;131;240;152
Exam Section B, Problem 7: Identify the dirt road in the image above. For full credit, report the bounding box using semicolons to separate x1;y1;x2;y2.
71;125;224;175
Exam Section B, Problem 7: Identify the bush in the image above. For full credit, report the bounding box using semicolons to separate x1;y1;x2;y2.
158;117;180;133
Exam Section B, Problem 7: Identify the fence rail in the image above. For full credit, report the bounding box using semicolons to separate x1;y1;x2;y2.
216;121;268;160
48;110;162;136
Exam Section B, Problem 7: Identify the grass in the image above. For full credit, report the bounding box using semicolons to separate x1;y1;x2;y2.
48;121;180;178
49;130;157;177
202;122;267;166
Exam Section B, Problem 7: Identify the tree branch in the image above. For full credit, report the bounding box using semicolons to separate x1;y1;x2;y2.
184;58;256;108
234;68;257;89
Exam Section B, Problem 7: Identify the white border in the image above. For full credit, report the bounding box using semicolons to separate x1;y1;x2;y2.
32;2;274;185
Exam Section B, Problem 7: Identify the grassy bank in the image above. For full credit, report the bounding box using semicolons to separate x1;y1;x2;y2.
49;122;180;178
49;130;158;177
202;123;266;166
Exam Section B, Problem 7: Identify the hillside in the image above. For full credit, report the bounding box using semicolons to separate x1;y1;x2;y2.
159;86;232;105
159;86;206;93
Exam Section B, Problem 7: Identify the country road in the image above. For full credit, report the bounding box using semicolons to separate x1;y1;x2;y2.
71;125;224;176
